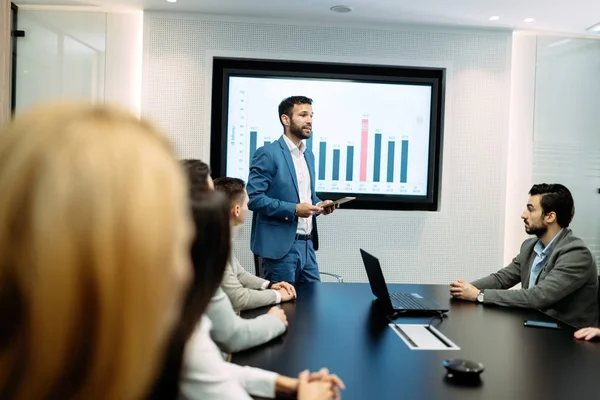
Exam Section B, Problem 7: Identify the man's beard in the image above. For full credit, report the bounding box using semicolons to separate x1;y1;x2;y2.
289;120;311;140
525;221;547;237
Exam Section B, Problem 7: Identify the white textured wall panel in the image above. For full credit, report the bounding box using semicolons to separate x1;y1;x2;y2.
533;36;600;268
143;14;512;284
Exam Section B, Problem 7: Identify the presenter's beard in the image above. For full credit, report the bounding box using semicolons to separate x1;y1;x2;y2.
289;121;311;141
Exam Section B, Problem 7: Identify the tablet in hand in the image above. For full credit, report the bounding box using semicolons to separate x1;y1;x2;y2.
324;197;356;209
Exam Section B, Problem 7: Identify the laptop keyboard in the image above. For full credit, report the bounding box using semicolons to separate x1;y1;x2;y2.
390;292;428;310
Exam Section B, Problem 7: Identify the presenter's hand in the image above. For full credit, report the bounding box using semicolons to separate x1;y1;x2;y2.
296;202;322;218
267;306;288;327
278;287;295;302
574;327;600;341
272;281;297;298
317;200;336;215
449;280;480;301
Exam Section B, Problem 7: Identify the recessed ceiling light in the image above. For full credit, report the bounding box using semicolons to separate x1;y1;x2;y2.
586;22;600;32
489;16;500;21
524;18;535;23
167;0;176;3
330;5;353;13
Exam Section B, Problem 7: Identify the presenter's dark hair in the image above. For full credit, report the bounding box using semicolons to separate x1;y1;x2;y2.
278;96;313;127
529;183;575;228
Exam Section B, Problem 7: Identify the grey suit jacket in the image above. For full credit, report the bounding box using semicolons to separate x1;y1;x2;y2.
471;229;598;328
221;253;278;312
205;288;286;354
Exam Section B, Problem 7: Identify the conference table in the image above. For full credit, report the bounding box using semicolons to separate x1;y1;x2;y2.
233;283;600;400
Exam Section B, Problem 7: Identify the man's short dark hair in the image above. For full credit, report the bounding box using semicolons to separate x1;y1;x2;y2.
529;183;575;228
213;177;246;206
181;159;211;197
278;96;313;127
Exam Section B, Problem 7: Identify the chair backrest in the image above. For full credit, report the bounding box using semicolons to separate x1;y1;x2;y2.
253;254;265;278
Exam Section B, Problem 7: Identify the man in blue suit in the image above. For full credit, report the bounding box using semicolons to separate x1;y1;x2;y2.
247;96;334;284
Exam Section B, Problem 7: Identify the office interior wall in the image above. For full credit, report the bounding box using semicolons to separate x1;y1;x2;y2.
105;12;143;117
503;33;536;265
14;9;142;116
0;0;10;125
15;11;106;112
143;13;513;284
9;9;598;282
533;36;600;267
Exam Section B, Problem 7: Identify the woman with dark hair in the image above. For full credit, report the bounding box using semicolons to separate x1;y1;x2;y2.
148;190;232;400
150;167;345;400
182;160;289;353
181;159;214;191
182;191;344;399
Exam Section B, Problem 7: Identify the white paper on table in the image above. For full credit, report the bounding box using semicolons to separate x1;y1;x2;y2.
389;323;460;350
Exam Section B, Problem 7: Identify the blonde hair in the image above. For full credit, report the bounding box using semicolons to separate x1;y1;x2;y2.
0;103;191;399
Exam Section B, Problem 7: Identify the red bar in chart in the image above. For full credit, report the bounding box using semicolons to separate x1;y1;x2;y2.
360;118;369;181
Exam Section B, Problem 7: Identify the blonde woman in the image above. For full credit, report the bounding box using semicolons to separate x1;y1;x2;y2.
0;103;192;399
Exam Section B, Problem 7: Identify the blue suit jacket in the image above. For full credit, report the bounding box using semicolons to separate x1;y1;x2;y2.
247;135;321;259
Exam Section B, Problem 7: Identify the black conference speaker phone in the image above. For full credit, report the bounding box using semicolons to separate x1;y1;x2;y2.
442;359;484;385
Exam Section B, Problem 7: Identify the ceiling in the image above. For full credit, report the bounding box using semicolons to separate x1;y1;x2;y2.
15;0;600;36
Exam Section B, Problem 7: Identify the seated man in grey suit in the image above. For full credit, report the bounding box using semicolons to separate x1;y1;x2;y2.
184;160;288;353
214;177;296;312
450;183;598;329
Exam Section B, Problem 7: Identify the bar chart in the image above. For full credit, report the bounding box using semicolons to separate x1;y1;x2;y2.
226;76;432;196
311;117;422;195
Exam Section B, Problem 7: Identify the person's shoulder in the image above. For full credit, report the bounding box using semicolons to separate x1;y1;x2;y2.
223;258;235;272
187;315;212;346
552;230;595;265
252;140;280;163
557;231;592;252
262;138;283;153
561;230;583;243
209;286;227;302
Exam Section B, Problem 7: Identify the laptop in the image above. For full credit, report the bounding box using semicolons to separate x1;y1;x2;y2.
360;249;448;313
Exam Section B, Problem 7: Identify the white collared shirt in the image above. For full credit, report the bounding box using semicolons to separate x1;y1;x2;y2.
282;135;313;234
528;229;564;288
180;316;278;399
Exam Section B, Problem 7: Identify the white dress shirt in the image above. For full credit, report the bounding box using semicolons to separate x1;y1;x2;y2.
282;134;313;235
180;316;278;400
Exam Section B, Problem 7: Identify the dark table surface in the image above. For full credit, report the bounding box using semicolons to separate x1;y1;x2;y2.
233;283;600;400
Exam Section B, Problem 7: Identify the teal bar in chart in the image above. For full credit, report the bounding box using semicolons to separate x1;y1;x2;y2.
319;142;326;180
332;149;340;181
387;141;395;183
346;146;354;181
249;130;258;165
373;133;382;182
401;140;409;183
